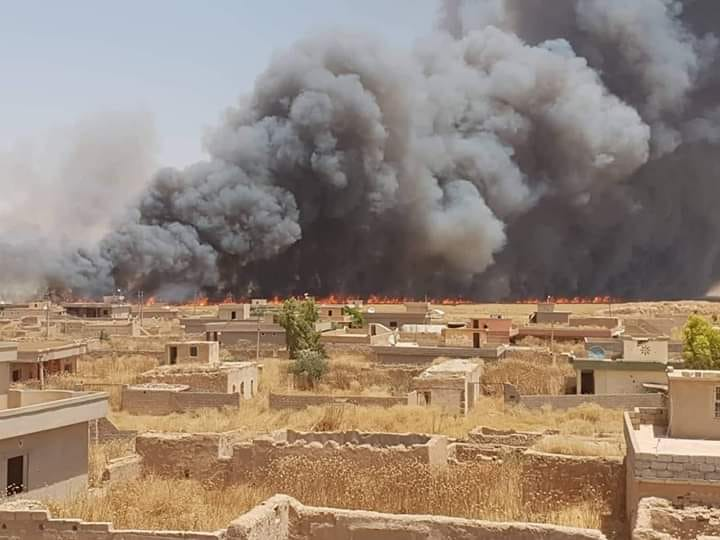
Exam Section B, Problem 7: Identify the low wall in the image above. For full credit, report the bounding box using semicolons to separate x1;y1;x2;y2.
89;417;137;443
468;426;557;447
101;454;142;484
504;384;665;410
121;387;238;415
0;495;607;540
226;495;607;540
268;392;406;410
136;429;449;483
137;369;228;393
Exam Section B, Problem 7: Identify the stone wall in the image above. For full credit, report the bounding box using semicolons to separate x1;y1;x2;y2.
101;454;142;484
137;368;228;392
468;426;557;447
504;383;664;410
632;497;720;540
89;417;137;443
268;392;406;410
121;387;239;415
0;496;607;540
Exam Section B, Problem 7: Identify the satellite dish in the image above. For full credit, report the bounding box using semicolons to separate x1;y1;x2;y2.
367;307;376;314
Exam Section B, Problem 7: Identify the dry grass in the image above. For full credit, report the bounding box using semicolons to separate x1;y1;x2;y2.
48;457;609;532
109;396;622;441
88;440;136;486
532;435;624;457
483;358;573;395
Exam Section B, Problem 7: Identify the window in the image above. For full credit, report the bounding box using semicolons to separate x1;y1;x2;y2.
389;321;398;329
423;391;432;405
190;346;198;357
6;455;25;496
250;380;254;396
715;387;720;418
231;311;237;320
11;370;20;382
240;382;245;397
328;310;333;316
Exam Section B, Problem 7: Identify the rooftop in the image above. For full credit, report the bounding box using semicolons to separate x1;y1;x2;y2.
572;358;672;371
633;422;720;457
667;368;720;382
419;359;481;378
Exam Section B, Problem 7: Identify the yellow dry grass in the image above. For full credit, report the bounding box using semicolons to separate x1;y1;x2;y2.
88;440;136;486
48;457;608;532
483;358;573;395
532;434;625;457
109;396;622;441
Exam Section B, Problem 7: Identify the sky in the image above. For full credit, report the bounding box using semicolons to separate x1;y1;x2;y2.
0;0;438;168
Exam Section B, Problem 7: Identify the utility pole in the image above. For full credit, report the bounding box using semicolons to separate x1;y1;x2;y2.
137;290;144;328
44;289;51;339
255;311;261;362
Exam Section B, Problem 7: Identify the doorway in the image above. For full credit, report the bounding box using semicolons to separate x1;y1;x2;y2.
6;455;24;496
580;370;595;394
169;346;178;365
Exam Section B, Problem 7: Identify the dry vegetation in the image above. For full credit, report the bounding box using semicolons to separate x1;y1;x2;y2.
49;457;609;532
88;439;136;486
484;358;573;395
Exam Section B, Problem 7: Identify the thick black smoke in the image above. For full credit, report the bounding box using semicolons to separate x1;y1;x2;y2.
33;1;720;300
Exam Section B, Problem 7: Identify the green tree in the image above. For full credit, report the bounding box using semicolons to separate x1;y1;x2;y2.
277;297;328;388
342;305;364;328
683;315;720;369
288;349;328;389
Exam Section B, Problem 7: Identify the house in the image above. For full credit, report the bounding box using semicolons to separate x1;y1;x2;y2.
442;316;518;346
202;321;286;346
163;341;219;365
624;368;720;521
363;302;440;330
217;300;278;322
10;341;88;382
0;302;64;320
519;302;624;341
0;342;108;499
410;359;483;415
572;337;674;395
62;301;131;319
130;304;179;320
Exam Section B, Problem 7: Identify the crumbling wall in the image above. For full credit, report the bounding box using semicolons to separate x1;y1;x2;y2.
632;497;720;540
0;501;221;540
468;426;556;447
268;392;406;410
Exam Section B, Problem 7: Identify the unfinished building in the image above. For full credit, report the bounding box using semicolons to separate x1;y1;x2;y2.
9;341;87;382
0;342;108;499
519;302;623;341
410;359;483;415
62;301;131;319
163;340;220;365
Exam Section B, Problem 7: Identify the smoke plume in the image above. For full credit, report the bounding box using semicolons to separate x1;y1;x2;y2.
6;1;720;301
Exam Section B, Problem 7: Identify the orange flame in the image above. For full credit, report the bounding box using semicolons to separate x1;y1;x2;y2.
515;296;618;305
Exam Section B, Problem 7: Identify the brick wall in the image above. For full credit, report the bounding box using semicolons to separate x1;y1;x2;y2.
268;392;406;410
122;387;239;415
89;417;137;443
137;370;227;392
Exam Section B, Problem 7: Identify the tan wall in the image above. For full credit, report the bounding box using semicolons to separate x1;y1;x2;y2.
622;339;668;363
225;365;258;398
569;317;619;330
137;369;227;393
0;422;88;500
268;392;406;410
513;391;664;411
592;369;668;394
164;342;219;365
668;378;720;439
534;311;571;325
121;388;239;416
0;361;9;409
442;328;488;347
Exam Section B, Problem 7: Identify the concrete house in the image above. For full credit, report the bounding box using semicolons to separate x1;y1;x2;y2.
202;321;286;346
363;302;438;330
0;342;108;499
573;337;672;395
624;368;720;520
410;359;483;415
442;316;518;346
164;341;220;365
11;341;87;382
62;301;131;319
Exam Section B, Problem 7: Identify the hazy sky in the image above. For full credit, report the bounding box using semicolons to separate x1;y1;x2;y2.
0;1;438;168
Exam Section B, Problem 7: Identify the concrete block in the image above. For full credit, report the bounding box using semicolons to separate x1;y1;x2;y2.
656;454;674;463
635;459;652;470
672;455;690;463
686;471;705;480
705;472;720;481
690;455;707;464
667;462;684;472
699;463;716;473
651;461;668;471
656;470;674;479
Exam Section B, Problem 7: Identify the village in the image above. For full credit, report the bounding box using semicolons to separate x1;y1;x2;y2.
0;294;719;539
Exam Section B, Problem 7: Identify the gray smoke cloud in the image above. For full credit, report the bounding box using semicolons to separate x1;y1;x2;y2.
0;111;157;300
7;0;720;301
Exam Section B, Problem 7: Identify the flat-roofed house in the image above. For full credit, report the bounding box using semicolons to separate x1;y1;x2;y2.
11;341;88;382
573;337;673;395
163;341;220;365
411;359;483;415
0;342;108;500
